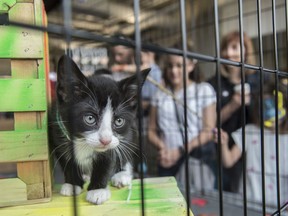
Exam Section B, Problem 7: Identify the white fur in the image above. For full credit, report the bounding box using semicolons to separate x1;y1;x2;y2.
98;99;113;145
77;98;119;153
86;188;111;205
73;98;120;173
73;139;94;174
111;163;133;188
60;183;82;196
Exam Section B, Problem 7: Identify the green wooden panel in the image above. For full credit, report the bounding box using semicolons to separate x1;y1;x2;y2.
0;26;43;58
37;59;46;79
0;130;48;162
0;0;16;12
34;0;43;27
0;79;47;112
0;177;193;215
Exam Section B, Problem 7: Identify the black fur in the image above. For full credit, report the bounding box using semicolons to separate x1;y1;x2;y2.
49;55;149;202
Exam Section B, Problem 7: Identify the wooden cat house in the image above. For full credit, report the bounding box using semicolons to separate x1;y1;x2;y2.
0;0;52;207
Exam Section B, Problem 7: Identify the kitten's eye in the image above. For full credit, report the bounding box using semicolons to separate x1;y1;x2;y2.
114;117;125;128
83;115;96;126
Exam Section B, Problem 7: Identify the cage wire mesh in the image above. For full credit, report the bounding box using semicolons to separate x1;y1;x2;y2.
1;0;288;215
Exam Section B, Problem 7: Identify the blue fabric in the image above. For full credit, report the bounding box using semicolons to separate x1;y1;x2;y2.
141;63;162;100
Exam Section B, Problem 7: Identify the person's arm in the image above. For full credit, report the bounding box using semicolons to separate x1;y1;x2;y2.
159;102;217;168
214;128;242;168
148;105;181;168
186;102;216;152
221;91;251;123
220;93;242;123
111;63;151;73
147;106;165;150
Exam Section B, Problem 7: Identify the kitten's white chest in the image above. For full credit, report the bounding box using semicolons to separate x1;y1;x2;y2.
73;140;95;175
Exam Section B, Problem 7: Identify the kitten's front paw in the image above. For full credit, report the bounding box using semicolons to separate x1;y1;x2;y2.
111;171;132;188
86;188;111;205
60;183;82;196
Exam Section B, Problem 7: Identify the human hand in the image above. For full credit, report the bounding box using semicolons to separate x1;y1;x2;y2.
111;64;136;73
213;128;229;146
233;83;251;106
232;91;251;107
111;64;125;72
158;148;181;168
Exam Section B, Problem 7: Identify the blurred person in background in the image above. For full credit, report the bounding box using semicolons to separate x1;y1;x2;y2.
148;43;217;190
109;35;135;81
214;82;288;210
208;30;257;192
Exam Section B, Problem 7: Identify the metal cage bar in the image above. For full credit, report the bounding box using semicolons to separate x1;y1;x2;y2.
62;1;78;216
132;0;146;215
213;0;224;215
179;0;191;215
237;1;248;215
257;0;266;215
272;0;281;215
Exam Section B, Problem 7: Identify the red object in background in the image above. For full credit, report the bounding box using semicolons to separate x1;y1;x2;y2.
49;72;57;103
191;198;208;207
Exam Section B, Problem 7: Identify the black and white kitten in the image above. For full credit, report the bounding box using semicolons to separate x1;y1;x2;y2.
50;55;149;205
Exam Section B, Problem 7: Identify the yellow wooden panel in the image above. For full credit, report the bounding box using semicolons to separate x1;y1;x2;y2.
0;130;48;163
17;161;44;184
9;2;35;24
17;0;34;3
0;2;43;59
33;0;43;26
43;161;52;198
0;178;27;206
26;183;44;200
0;177;50;208
14;112;38;130
0;177;194;215
11;60;39;78
0;0;16;11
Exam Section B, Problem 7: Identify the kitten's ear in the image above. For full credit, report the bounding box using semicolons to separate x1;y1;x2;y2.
119;68;150;109
57;55;88;103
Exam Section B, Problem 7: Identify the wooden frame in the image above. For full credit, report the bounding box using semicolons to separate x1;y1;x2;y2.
0;0;51;207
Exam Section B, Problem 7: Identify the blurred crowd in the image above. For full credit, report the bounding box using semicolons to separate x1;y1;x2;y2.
47;31;288;210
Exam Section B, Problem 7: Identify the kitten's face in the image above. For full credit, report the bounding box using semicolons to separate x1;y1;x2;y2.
73;98;125;152
56;55;149;155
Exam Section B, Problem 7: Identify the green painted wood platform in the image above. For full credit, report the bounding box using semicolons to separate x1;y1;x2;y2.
0;177;193;216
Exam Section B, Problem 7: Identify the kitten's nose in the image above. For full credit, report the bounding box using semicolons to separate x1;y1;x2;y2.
100;137;112;146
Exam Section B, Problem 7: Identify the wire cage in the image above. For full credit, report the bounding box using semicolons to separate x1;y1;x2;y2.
0;0;288;215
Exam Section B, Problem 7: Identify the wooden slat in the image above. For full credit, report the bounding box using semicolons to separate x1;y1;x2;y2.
43;161;52;198
38;111;48;130
26;183;44;199
0;26;43;58
0;0;51;207
0;178;27;206
0;177;194;215
14;111;47;132
33;0;42;26
0;178;50;208
37;59;46;79
18;161;44;199
17;161;44;184
0;79;47;112
14;112;37;130
0;0;16;11
17;0;34;3
0;130;48;162
11;60;38;78
9;2;34;24
0;2;43;58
